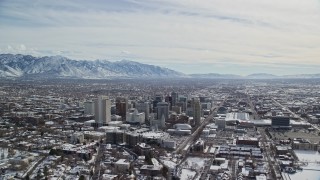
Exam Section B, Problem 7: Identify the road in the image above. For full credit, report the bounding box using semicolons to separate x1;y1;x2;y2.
247;96;259;120
199;149;215;180
174;103;223;154
259;128;282;180
272;98;320;132
92;144;103;180
246;95;282;179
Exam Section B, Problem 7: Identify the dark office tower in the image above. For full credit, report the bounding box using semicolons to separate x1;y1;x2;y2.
152;94;163;113
187;100;193;108
155;94;163;102
116;97;128;121
179;96;187;103
165;96;172;110
171;92;178;107
176;102;186;112
192;98;201;127
177;96;187;112
199;96;207;103
271;116;290;128
157;102;169;121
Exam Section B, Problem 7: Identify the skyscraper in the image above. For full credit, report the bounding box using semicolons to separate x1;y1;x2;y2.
165;96;172;110
171;92;178;107
152;94;163;113
193;98;201;127
84;101;95;115
94;96;111;125
135;101;150;121
156;102;169;121
116;97;128;121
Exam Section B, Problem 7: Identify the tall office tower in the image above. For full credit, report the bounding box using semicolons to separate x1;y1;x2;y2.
165;96;172;110
176;102;186;112
156;102;169;121
94;96;111;125
135;101;150;121
116;97;128;121
152;94;163;113
171;92;178;107
193;98;201;127
155;94;163;102
175;96;186;112
84;101;95;115
199;96;207;103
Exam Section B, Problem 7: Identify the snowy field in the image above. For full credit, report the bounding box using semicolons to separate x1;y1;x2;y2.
294;150;320;162
288;150;320;180
180;169;196;180
161;160;177;169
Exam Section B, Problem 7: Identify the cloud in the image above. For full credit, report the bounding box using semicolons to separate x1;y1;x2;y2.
0;0;320;75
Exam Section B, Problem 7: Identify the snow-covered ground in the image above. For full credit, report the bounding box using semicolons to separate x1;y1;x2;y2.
288;150;320;180
180;169;196;180
161;160;177;169
294;150;320;162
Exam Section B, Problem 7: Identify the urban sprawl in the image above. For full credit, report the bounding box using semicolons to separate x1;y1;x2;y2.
0;78;320;180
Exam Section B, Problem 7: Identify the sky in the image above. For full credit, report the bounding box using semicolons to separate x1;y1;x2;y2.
1;0;320;75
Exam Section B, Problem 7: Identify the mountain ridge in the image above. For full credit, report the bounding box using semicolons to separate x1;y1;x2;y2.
1;54;320;79
0;54;184;79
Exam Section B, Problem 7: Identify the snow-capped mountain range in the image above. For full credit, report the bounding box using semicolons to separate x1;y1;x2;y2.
1;54;319;79
0;54;184;79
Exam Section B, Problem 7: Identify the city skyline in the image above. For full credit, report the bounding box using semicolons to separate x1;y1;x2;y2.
1;0;320;75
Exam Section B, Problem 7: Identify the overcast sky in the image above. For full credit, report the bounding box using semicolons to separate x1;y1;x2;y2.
1;0;320;75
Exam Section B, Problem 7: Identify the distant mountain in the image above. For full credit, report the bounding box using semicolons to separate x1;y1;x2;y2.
282;74;320;79
1;54;319;80
189;73;241;79
0;54;184;79
189;72;320;79
246;73;279;79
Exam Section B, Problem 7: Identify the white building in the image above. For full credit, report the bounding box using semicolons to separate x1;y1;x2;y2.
126;108;145;124
150;114;166;129
135;102;150;121
114;159;130;173
94;96;111;125
173;123;192;130
225;112;250;123
70;132;85;144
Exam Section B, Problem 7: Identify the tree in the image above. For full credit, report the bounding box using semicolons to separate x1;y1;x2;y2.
61;155;64;162
49;149;57;156
79;175;85;180
25;174;30;180
162;166;169;177
36;169;42;180
44;166;49;177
